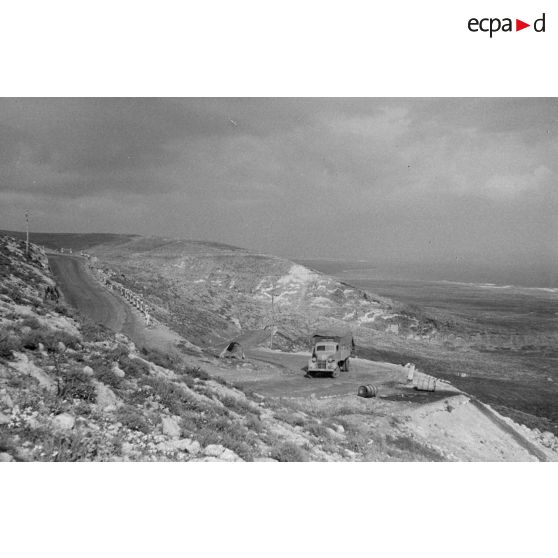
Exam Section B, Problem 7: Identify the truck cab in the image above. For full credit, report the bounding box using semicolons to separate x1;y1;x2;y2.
307;330;354;378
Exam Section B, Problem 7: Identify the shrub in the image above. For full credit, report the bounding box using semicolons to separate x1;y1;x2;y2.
306;422;331;439
54;304;72;317
0;330;22;359
22;328;80;352
245;414;264;433
20;316;41;329
56;370;96;402
269;441;308;462
38;429;122;462
183;366;209;381
79;319;111;342
220;395;257;416
142;376;207;415
274;409;305;427
176;342;201;357
21;330;43;350
117;406;150;434
90;359;124;390
110;345;129;360
181;413;256;461
118;355;150;378
385;435;445;461
141;347;176;369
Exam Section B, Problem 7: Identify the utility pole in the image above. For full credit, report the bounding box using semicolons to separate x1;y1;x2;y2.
25;210;30;256
270;290;275;349
269;281;281;350
264;275;282;350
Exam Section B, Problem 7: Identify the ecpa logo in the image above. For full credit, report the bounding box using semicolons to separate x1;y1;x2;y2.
468;13;546;37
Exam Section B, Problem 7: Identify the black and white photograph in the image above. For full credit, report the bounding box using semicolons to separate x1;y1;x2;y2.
1;3;557;557
1;98;556;463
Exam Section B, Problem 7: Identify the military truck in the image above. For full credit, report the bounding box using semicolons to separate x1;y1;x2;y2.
307;330;355;378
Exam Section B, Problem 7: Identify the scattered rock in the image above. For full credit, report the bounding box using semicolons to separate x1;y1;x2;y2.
204;444;225;457
344;449;357;459
335;424;345;434
52;413;75;430
540;431;557;449
161;416;181;439
26;417;40;429
38;343;45;352
0;452;14;462
0;412;10;425
57;341;66;352
93;381;120;411
122;442;135;456
157;439;201;455
115;333;131;347
174;439;201;455
111;363;125;378
220;448;243;462
82;366;94;376
325;427;343;440
0;391;14;409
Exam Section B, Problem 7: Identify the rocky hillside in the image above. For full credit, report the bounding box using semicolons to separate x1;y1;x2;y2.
70;235;436;351
2;234;557;462
0;235;424;462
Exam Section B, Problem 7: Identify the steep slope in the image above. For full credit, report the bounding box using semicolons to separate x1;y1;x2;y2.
0;236;381;461
2;234;557;462
78;235;437;350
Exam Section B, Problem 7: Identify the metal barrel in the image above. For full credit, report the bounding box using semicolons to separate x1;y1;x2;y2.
358;384;378;398
415;374;437;392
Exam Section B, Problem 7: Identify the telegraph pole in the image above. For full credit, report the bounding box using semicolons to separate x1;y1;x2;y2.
25;210;30;256
270;290;275;349
264;275;282;349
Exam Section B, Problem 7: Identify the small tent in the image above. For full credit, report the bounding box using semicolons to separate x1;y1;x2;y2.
219;341;245;360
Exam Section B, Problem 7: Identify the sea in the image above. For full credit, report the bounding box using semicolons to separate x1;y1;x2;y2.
295;259;558;336
295;258;558;433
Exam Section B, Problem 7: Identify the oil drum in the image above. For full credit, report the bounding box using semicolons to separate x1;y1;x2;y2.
358;384;378;398
414;374;437;392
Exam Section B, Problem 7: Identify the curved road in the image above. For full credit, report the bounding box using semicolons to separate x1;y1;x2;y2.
47;254;457;401
48;254;183;355
46;254;550;459
48;255;135;333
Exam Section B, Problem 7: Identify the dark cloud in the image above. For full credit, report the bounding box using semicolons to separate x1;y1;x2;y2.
1;98;557;285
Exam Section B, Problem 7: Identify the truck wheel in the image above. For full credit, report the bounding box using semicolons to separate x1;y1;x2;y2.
344;358;350;372
306;371;314;378
331;368;340;378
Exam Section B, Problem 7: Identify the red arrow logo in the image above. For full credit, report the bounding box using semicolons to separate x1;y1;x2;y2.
516;19;530;31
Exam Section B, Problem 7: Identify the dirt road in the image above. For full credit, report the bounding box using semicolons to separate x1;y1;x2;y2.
49;255;132;331
45;254;555;460
47;254;457;401
240;349;409;398
48;254;183;355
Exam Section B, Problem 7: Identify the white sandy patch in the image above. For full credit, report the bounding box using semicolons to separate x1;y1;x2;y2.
311;296;333;307
277;264;316;286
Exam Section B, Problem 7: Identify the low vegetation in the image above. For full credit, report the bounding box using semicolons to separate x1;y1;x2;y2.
1;236;385;462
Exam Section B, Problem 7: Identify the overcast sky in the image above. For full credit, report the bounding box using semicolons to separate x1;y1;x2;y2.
1;98;557;285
